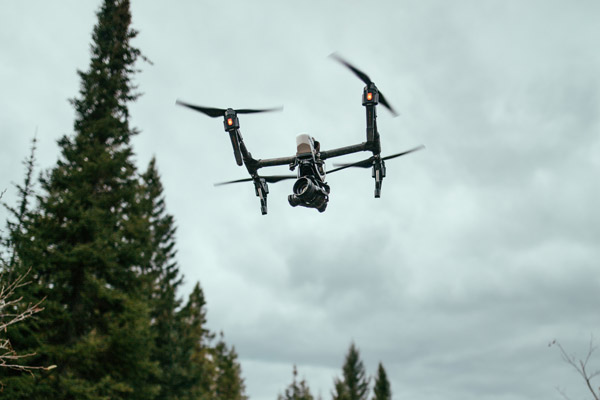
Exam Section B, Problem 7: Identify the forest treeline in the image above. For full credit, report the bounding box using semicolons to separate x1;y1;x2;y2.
278;343;392;400
0;1;393;399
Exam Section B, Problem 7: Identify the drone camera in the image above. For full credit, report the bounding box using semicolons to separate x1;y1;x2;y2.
288;177;329;212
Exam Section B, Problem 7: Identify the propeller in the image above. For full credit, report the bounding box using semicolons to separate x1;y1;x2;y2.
329;145;425;173
214;175;297;186
176;100;283;118
330;53;398;116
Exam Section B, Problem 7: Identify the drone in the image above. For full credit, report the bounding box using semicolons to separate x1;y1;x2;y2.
176;54;424;215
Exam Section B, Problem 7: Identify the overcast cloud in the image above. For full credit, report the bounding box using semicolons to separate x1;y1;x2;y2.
1;1;599;399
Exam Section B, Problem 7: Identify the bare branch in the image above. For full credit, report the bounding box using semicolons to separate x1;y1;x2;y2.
555;386;572;400
551;337;600;400
0;268;50;375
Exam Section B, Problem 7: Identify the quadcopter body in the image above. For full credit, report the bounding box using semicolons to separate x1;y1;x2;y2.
177;54;424;215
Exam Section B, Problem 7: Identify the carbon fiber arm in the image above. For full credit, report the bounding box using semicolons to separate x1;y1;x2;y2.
320;142;371;160
254;155;298;168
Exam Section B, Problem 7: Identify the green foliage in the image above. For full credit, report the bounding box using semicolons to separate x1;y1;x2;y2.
278;365;315;400
332;343;370;400
173;282;214;399
140;157;185;400
1;1;247;399
372;363;391;400
213;333;248;400
332;380;349;400
1;1;157;394
2;135;38;271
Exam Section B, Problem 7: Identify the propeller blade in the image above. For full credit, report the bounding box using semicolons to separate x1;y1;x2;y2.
330;53;372;85
214;178;253;186
330;145;425;173
328;157;374;174
176;100;225;118
330;53;398;116
381;145;425;161
214;175;296;186
261;175;297;183
236;106;284;114
378;91;399;117
177;100;283;118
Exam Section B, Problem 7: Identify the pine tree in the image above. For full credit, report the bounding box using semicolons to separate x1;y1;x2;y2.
2;135;38;270
213;332;248;400
372;363;391;400
140;157;185;400
0;137;55;379
0;1;159;398
2;1;248;398
176;282;215;399
332;343;370;400
332;380;349;400
278;365;315;400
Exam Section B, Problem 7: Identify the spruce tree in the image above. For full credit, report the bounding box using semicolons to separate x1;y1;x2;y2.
332;343;370;400
372;363;391;400
176;282;215;399
140;157;185;400
2;135;38;270
174;282;248;400
213;333;248;400
1;1;248;398
0;1;158;398
278;365;315;400
332;380;349;400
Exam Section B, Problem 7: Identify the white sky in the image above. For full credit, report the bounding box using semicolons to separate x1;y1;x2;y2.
1;1;599;399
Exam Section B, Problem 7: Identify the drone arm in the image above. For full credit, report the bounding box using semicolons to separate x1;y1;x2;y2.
320;142;370;160
255;155;298;168
366;104;377;143
225;119;260;169
228;130;243;166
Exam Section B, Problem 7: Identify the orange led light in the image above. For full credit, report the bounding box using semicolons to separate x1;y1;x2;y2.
227;118;233;126
367;92;373;101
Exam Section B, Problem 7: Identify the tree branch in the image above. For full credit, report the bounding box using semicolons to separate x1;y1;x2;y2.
551;337;600;400
0;268;53;374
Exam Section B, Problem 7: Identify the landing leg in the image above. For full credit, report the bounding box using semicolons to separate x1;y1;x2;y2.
371;158;386;198
253;178;269;215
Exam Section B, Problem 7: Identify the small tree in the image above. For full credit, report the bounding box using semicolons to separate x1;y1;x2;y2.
1;143;53;377
550;337;600;400
332;343;370;400
372;363;391;400
175;282;214;399
213;333;248;400
278;365;315;400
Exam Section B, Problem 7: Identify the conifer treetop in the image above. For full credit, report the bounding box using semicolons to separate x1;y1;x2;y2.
71;0;145;144
333;343;370;400
372;362;391;400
